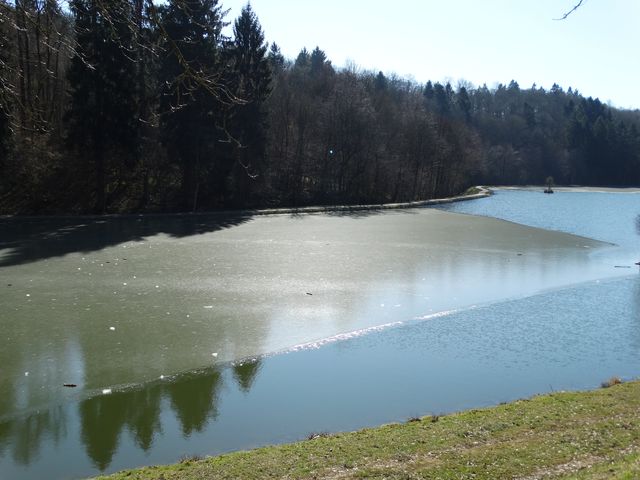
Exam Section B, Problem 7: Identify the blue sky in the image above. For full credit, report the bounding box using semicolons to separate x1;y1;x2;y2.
222;0;640;110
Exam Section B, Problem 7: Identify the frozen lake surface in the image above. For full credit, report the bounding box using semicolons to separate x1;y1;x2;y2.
0;189;638;479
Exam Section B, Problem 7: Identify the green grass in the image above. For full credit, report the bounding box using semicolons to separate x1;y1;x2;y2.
94;381;640;480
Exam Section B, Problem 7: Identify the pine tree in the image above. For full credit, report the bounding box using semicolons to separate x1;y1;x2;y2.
457;86;472;123
310;46;327;77
66;0;139;213
0;100;9;170
159;0;227;211
267;42;285;73
423;80;434;100
374;71;388;91
433;82;450;116
0;21;10;168
227;3;271;203
294;48;310;70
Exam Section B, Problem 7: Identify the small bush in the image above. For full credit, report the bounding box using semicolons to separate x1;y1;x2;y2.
464;187;482;196
601;376;623;388
179;454;203;464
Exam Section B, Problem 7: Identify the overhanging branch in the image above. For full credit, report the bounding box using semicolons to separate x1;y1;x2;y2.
554;0;584;20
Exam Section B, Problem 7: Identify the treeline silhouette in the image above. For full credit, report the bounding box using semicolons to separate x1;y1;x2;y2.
1;0;639;214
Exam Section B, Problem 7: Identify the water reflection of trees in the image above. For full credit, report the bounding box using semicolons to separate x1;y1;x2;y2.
167;370;222;437
80;368;223;469
80;391;131;471
0;406;68;466
0;361;265;473
233;359;262;393
125;385;164;451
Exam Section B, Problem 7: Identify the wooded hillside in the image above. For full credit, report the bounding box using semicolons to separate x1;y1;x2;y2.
1;0;638;214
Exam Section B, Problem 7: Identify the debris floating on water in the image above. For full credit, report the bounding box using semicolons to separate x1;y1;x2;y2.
63;383;77;388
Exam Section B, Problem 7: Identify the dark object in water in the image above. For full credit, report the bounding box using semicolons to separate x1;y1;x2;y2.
544;188;554;194
306;292;313;296
614;266;632;269
63;383;78;388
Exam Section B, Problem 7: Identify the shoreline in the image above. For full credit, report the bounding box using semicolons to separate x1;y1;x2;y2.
495;185;640;193
93;380;640;480
0;187;492;221
4;185;640;221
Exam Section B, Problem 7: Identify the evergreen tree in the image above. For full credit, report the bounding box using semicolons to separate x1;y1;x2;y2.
0;23;10;169
423;80;434;100
267;42;285;72
0;101;9;171
457;86;472;123
66;0;139;213
159;0;227;211
310;46;327;77
523;102;536;128
294;48;310;70
374;71;388;92
227;2;271;203
433;82;450;116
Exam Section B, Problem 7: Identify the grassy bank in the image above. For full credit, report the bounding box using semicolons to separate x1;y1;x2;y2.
95;381;640;480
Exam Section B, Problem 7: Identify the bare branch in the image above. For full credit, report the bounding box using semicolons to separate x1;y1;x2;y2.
554;0;584;21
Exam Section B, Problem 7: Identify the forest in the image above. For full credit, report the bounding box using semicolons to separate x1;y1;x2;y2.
1;0;639;214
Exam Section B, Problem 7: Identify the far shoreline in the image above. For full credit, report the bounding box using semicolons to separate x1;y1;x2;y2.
0;186;493;221
5;185;640;222
496;185;640;193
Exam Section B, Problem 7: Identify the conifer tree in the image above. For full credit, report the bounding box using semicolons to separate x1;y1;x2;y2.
457;86;472;123
226;3;271;203
294;48;310;70
0;26;10;168
66;0;139;213
267;43;285;73
310;46;327;77
159;0;227;211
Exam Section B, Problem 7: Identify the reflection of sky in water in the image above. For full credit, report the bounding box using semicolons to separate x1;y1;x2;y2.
1;205;616;417
2;273;639;480
439;189;640;248
1;190;639;479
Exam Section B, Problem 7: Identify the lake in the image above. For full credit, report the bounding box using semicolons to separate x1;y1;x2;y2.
1;189;638;479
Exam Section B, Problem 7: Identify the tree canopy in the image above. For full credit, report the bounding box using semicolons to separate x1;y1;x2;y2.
0;0;638;214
